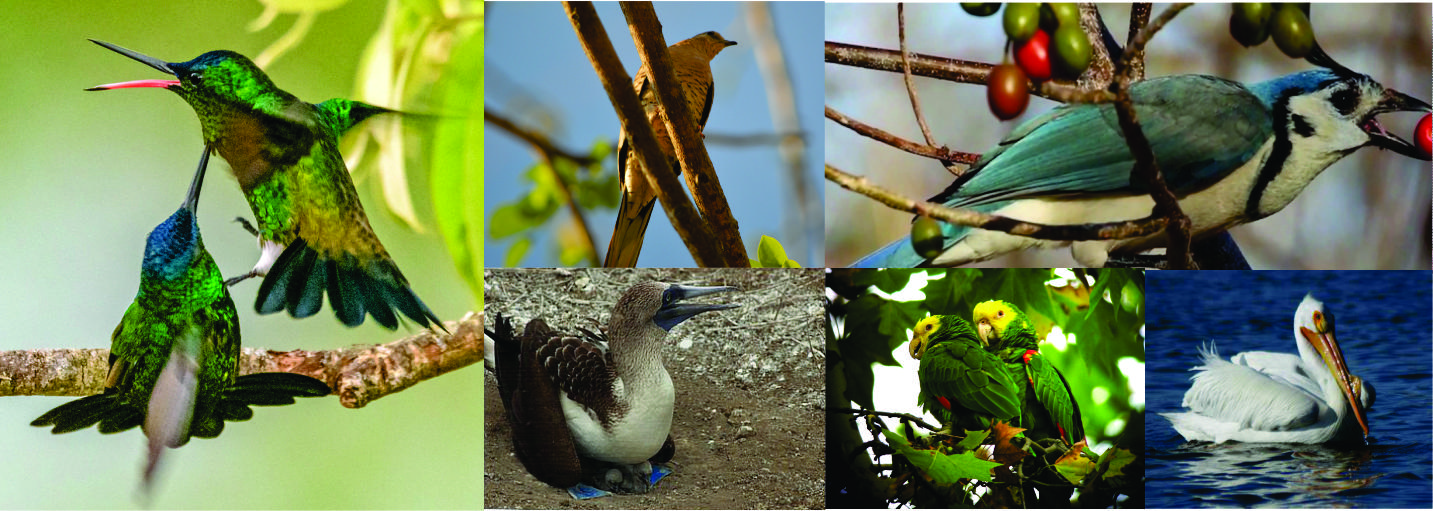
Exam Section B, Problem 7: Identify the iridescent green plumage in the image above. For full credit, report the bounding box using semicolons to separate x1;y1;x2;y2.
86;40;441;331
31;151;329;488
910;315;1020;432
973;300;1085;445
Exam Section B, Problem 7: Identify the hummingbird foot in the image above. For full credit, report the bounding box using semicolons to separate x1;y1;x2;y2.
233;217;260;237
224;271;260;287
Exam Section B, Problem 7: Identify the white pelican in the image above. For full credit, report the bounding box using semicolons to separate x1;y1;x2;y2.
1162;294;1375;444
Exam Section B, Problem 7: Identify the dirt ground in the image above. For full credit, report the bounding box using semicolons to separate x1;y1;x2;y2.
482;268;826;509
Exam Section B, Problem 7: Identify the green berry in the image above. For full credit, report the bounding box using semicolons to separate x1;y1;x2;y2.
1003;3;1041;43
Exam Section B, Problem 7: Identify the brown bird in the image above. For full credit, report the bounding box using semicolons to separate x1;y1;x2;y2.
604;31;737;267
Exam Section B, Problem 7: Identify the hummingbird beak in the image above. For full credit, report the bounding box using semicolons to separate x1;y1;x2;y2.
182;149;210;214
87;39;181;91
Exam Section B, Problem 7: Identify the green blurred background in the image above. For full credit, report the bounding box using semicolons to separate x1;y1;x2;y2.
0;0;482;508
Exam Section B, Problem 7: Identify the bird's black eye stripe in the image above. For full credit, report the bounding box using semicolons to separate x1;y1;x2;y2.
1330;87;1359;116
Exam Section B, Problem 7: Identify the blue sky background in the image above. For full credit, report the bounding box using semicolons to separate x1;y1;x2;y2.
486;2;824;268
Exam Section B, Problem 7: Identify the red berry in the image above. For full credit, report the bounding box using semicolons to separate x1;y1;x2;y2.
1417;114;1431;157
1014;29;1053;82
987;63;1030;121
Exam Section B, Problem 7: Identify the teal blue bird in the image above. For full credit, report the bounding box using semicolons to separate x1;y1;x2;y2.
852;66;1430;268
30;150;330;489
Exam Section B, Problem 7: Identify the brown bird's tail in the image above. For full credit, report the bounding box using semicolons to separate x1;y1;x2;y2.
604;191;656;267
255;239;445;331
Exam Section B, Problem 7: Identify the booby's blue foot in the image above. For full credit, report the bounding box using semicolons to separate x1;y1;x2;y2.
566;484;610;500
570;462;674;498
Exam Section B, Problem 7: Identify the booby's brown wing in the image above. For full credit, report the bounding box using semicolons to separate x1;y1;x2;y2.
488;315;582;488
537;329;622;425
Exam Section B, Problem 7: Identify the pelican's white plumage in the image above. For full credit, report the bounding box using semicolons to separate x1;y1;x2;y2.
1161;294;1374;444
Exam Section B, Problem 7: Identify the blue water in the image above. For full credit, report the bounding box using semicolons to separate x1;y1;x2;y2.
1146;271;1433;509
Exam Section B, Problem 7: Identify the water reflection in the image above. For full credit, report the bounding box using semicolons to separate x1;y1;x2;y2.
1156;441;1383;508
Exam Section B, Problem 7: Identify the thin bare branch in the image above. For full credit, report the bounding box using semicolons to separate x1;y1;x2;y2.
1126;4;1152;81
826;106;980;165
897;4;937;148
485;108;601;166
621;2;750;267
826;163;1168;241
704;132;806;146
0;313;483;409
562;1;723;267
1111;3;1194;268
831;406;939;432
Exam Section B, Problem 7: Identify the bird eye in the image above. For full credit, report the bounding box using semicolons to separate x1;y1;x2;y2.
1330;87;1359;116
997;310;1004;318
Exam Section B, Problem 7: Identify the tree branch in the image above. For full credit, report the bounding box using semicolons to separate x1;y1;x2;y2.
825;106;980;164
485;108;601;166
1111;3;1194;268
825;42;1107;102
826;163;1168;241
831;406;939;432
0;312;483;409
620;2;749;267
486;107;602;266
561;1;723;267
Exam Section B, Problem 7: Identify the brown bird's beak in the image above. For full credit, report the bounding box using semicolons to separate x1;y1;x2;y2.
86;39;180;91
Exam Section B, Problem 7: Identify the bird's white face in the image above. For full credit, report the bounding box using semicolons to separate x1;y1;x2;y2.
1285;75;1427;162
1293;293;1370;437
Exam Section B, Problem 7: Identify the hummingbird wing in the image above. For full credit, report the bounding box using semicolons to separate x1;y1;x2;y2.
144;335;200;489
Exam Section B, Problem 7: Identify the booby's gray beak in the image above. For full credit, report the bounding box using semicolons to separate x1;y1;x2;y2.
653;284;738;332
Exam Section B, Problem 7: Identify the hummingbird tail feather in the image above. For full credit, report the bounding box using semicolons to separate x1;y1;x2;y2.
604;196;655;268
30;393;136;434
256;239;443;331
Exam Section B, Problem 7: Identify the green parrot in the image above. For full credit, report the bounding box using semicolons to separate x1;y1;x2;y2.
972;300;1085;446
909;315;1020;433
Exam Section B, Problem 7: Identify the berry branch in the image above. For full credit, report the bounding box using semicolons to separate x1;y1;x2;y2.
0;313;483;409
825;3;1202;268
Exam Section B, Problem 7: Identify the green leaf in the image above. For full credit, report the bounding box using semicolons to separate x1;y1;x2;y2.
1054;451;1097;485
1098;447;1137;479
955;429;990;451
757;235;788;267
503;237;531;267
882;429;1000;483
428;11;484;302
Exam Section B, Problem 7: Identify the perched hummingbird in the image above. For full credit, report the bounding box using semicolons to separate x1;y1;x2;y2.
31;150;330;489
86;39;442;330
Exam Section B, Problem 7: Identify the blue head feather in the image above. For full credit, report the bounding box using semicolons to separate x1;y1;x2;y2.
1247;70;1341;108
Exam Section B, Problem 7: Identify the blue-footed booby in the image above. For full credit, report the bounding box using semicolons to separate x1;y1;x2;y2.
489;282;738;493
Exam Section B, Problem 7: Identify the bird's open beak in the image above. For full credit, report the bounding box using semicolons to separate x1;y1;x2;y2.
653;285;738;332
1363;88;1432;161
86;39;180;91
182;149;210;214
1299;325;1369;437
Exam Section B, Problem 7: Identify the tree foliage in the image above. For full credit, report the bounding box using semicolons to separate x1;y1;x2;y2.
827;268;1144;507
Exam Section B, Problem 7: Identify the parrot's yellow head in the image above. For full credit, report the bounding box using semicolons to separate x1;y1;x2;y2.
972;300;1018;345
909;316;941;359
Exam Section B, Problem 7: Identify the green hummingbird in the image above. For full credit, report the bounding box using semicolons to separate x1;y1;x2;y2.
31;150;330;489
85;39;441;330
